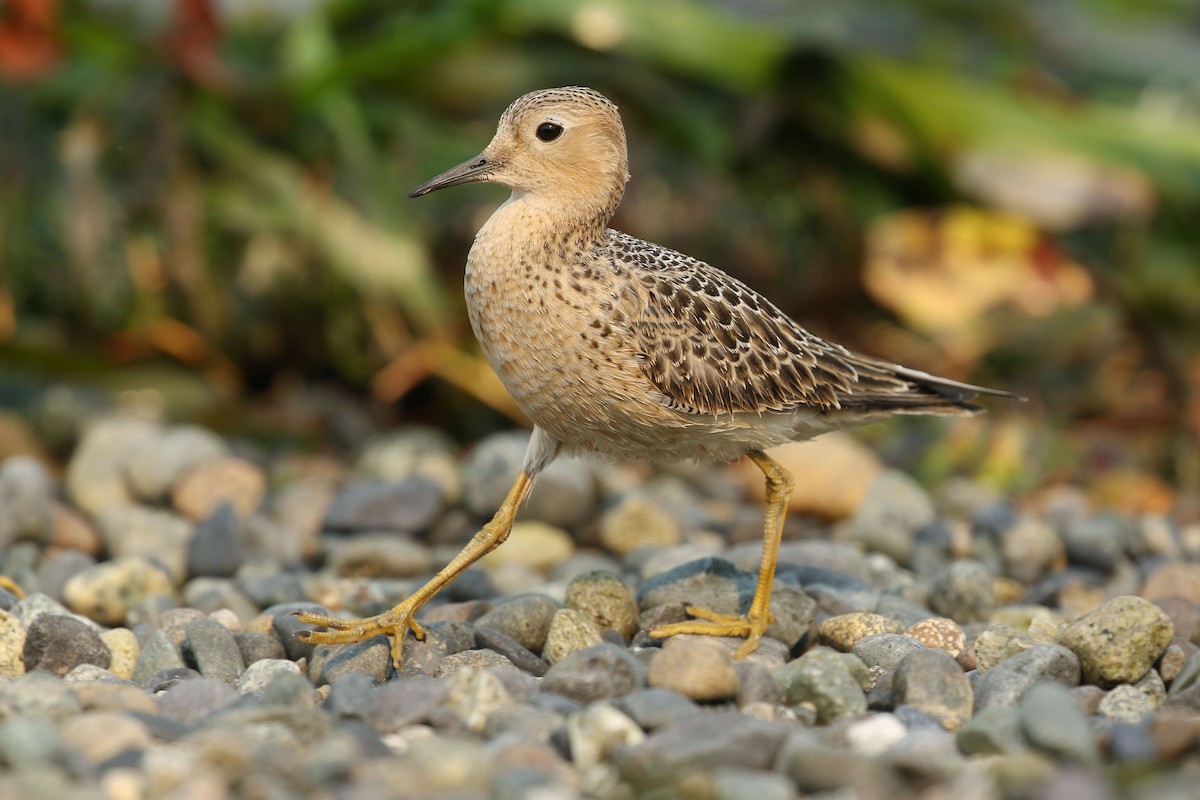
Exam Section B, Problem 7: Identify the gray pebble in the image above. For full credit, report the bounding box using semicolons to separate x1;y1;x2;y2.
777;734;898;795
326;533;433;579
614;711;792;788
95;504;192;584
541;643;646;704
1063;514;1130;573
852;633;925;683
893;648;972;731
144;667;202;694
614;687;702;731
639;557;814;649
124;424;229;503
322;477;443;534
22;614;111;676
0;456;55;545
956;705;1026;755
434;648;517;677
0;670;81;722
460;431;596;527
34;550;95;605
260;667;316;707
475;626;549;676
1019;681;1099;763
157;676;239;726
473;594;559;653
183;578;259;620
187;504;247;579
846;469;935;565
132;629;185;686
183;618;244;685
266;602;333;662
365;676;448;734
927;560;996;624
12;592;101;634
65;417;158;515
398;620;476;676
735;659;782;707
314;635;392;686
973;643;1081;711
234;630;286;665
0;717;59;766
773;647;867;723
325;673;377;719
482;701;565;743
236;658;302;694
710;767;797;800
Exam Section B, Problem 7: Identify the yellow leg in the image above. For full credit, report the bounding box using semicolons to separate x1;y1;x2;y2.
297;470;535;668
649;450;793;659
0;576;25;598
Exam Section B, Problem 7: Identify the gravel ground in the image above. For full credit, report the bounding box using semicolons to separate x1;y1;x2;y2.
0;415;1198;799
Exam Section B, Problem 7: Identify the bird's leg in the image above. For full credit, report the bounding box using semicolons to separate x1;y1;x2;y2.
650;449;793;659
296;470;535;668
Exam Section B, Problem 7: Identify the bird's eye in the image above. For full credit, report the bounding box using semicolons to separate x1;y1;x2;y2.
535;122;564;142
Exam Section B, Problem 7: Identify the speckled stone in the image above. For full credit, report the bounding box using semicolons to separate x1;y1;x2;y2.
974;624;1036;672
904;617;966;657
63;555;176;627
1058;595;1174;688
564;569;640;640
236;658;303;694
0;610;25;678
819;612;899;651
99;627;140;681
541;607;604;665
132;629;185;686
647;637;739;702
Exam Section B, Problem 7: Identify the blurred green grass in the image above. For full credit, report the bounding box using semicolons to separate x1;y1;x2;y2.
1;0;1198;499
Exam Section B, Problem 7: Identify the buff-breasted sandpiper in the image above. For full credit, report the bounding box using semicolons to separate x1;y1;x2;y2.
298;87;1021;666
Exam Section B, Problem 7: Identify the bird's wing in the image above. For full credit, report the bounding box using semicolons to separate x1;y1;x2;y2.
608;231;1017;417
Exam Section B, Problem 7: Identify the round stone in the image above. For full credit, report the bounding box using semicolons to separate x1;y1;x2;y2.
819;613;899;652
563;570;639;640
904;617;966;657
647;637;739;702
1058;595;1174;688
542;608;604;665
172;456;266;521
474;594;559;653
598;495;680;557
773;647;867;723
22;614;112;676
479;521;574;572
892;648;973;731
63;555;175;627
927;560;996;624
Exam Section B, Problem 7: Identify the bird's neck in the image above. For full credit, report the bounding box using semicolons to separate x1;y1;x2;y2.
476;190;613;258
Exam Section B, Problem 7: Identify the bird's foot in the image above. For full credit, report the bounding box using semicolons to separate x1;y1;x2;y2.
649;605;774;659
295;601;427;669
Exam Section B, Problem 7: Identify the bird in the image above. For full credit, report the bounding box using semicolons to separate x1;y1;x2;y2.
297;86;1021;667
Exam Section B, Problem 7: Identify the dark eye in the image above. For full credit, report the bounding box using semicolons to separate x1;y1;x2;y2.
536;122;563;142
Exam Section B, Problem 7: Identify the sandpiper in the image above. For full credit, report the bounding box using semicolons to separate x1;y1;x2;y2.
298;87;1020;666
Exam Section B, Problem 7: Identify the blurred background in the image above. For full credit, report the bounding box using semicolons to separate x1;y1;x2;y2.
1;0;1198;516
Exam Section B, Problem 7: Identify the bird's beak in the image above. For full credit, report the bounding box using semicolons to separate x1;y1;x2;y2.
409;153;496;198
